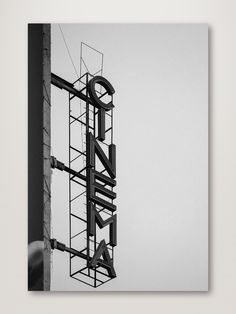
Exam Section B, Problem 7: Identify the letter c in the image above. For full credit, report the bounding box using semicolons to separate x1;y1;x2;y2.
87;76;115;111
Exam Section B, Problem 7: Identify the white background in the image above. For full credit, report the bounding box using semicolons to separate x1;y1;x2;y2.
0;0;236;312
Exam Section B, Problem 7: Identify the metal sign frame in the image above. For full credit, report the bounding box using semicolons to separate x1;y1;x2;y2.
50;69;117;288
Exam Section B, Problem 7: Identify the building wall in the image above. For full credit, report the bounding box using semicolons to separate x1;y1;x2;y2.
28;23;51;291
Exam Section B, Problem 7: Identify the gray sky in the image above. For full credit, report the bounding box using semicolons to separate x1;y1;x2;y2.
51;24;208;291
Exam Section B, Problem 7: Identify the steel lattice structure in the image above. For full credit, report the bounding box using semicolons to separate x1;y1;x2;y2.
50;45;117;288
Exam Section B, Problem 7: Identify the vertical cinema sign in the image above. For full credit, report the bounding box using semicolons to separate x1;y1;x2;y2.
86;76;117;278
50;72;117;286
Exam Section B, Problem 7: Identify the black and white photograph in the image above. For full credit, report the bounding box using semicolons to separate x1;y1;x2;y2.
28;23;208;291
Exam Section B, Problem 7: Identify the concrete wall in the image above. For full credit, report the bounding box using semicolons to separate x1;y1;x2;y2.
43;24;51;291
28;23;51;291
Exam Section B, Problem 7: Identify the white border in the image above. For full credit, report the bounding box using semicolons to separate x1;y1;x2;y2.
0;0;236;313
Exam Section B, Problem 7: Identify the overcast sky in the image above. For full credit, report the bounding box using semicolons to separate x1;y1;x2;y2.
51;24;208;291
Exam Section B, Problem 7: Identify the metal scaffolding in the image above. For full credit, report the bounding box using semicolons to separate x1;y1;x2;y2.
68;72;114;287
51;42;116;288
